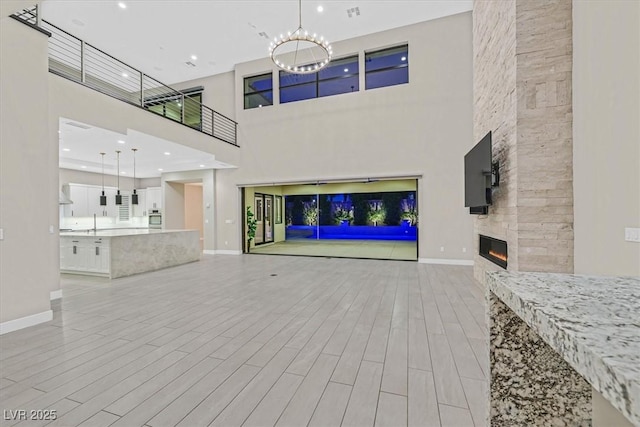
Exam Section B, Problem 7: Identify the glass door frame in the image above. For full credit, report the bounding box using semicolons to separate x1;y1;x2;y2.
254;192;274;245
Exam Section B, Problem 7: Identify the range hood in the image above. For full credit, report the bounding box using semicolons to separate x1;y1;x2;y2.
59;190;73;205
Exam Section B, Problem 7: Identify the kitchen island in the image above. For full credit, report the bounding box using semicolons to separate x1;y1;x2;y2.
60;229;200;279
487;271;639;426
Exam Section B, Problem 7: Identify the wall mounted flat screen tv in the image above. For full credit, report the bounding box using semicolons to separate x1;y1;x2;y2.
464;131;492;208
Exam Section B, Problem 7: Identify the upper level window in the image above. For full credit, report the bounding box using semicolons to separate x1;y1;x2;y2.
144;86;203;130
244;73;273;109
365;45;408;90
280;55;359;104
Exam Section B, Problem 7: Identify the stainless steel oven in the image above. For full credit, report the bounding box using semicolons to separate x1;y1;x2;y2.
148;211;162;229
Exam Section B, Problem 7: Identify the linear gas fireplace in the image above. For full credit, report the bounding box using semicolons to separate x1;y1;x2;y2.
479;235;508;269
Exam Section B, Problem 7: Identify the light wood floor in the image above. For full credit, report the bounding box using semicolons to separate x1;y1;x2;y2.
250;240;418;261
0;255;488;427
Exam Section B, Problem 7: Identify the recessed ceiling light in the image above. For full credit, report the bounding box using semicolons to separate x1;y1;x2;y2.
58;130;61;134
81;165;87;169
121;72;128;78
401;56;407;61
118;2;127;9
191;55;198;61
199;164;205;168
317;5;324;12
164;152;171;155
158;168;163;171
62;148;70;152
117;140;125;144
121;171;126;174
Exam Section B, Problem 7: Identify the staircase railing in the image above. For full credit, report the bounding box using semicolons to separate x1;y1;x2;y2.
11;6;238;147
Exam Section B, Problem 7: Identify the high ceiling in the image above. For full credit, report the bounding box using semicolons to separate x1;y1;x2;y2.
46;1;471;178
41;0;472;84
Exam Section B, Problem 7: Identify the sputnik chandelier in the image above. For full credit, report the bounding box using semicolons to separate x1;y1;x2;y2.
269;0;333;74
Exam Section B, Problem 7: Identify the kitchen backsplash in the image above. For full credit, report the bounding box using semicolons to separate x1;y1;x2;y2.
60;213;149;230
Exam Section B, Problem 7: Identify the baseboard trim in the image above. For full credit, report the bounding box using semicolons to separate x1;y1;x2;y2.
0;310;53;335
419;258;474;266
50;290;62;300
215;250;242;255
203;250;242;256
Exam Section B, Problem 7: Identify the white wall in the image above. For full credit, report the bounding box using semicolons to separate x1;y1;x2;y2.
0;16;55;326
173;71;236;121
184;184;204;245
215;169;242;253
164;182;185;230
223;13;474;260
48;74;240;168
573;0;640;276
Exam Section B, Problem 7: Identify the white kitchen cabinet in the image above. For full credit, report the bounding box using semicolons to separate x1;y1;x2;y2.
63;184;89;217
132;189;147;217
86;238;110;273
63;184;124;218
105;188;119;218
60;238;74;269
86;186;109;217
60;236;110;275
146;187;162;212
60;238;87;270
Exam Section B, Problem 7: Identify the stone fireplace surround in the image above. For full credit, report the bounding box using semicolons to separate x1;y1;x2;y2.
472;0;574;283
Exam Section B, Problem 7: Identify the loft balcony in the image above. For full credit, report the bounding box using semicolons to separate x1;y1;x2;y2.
11;6;238;147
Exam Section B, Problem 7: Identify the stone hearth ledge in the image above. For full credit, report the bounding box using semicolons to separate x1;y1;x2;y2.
487;271;640;426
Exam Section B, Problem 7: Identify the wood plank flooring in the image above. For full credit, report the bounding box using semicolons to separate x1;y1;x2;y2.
249;240;418;261
0;255;488;426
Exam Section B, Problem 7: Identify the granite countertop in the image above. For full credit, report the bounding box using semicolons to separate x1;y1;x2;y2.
60;229;198;237
487;271;640;426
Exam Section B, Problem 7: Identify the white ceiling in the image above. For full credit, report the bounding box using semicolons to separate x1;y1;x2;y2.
49;1;471;177
58;118;235;178
41;0;472;84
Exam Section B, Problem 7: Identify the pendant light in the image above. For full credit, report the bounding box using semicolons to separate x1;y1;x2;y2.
115;150;122;205
131;148;138;205
99;152;107;206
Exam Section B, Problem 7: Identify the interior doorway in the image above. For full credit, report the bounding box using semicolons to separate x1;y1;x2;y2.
163;179;205;251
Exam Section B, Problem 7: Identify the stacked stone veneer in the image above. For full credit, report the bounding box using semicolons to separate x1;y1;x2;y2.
473;0;573;282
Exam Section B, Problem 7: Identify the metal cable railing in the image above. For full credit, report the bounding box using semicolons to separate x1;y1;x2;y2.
11;6;238;146
12;5;38;25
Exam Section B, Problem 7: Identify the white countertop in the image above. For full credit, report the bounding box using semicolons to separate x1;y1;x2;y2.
60;229;198;237
486;271;640;426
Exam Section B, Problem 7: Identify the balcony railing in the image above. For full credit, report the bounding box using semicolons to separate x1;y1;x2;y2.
11;7;238;146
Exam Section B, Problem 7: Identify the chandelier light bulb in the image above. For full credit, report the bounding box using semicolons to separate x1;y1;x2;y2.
269;0;333;75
